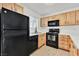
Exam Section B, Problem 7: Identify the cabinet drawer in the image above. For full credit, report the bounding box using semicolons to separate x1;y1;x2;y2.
59;44;69;50
59;39;68;42
59;41;68;45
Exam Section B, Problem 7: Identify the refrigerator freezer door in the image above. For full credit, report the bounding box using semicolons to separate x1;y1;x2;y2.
1;8;29;30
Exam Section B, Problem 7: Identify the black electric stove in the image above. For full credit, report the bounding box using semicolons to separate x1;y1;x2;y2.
46;29;59;48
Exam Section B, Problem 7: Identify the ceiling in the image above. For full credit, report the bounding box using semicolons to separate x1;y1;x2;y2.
22;3;79;16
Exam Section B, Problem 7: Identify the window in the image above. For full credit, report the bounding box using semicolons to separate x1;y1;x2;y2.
30;16;37;34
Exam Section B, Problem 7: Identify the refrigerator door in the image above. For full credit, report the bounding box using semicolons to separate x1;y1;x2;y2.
1;30;29;56
1;8;29;30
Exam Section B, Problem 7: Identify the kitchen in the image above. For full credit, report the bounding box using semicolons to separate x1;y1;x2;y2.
0;3;79;56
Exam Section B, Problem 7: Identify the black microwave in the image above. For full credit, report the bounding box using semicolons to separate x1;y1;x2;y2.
48;20;59;27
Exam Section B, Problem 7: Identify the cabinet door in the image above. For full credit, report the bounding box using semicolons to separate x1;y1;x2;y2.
44;17;49;27
40;18;43;27
70;48;77;56
48;15;57;21
40;17;48;27
14;4;23;14
76;10;79;24
59;35;64;48
49;15;59;20
2;3;14;10
0;3;2;9
59;35;69;51
38;33;46;48
38;34;41;48
59;13;67;26
44;33;46;45
66;11;75;25
40;18;45;27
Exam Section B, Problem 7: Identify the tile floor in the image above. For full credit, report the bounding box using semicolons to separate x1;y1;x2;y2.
30;46;71;56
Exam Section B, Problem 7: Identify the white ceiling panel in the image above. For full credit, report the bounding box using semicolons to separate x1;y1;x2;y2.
22;3;79;16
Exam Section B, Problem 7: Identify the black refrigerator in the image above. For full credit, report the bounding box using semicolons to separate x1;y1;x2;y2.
0;8;29;56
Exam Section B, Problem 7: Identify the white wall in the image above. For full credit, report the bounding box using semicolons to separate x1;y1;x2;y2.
24;7;40;18
19;4;41;35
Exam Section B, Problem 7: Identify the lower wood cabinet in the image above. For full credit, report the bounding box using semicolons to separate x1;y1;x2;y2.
68;37;78;56
59;35;70;51
70;47;77;56
38;33;46;48
77;50;79;56
59;35;79;56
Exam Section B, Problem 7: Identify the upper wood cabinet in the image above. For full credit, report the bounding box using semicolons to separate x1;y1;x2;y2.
40;9;79;26
48;15;57;22
0;3;23;14
76;10;79;24
40;17;49;27
49;15;60;20
0;3;2;9
59;13;67;26
40;18;45;27
66;11;76;25
2;3;15;11
14;4;24;14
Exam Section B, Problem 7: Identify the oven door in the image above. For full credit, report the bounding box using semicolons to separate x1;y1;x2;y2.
48;35;56;41
46;33;58;48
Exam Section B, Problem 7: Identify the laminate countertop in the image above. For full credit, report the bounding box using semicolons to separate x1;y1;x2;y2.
59;33;79;49
30;33;38;36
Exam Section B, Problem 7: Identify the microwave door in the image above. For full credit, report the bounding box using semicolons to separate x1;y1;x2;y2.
48;20;59;26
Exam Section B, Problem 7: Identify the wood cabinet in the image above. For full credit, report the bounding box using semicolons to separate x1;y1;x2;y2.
59;35;79;56
66;11;76;25
48;14;66;26
77;50;79;56
40;18;45;27
2;3;15;11
59;35;70;51
68;38;78;56
14;3;23;14
49;15;59;20
69;46;77;56
40;17;49;27
38;33;46;48
0;3;23;14
76;10;79;24
59;13;67;26
40;10;79;26
0;3;2;9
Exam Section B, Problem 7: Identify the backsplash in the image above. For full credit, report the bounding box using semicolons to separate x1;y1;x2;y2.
60;25;79;35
